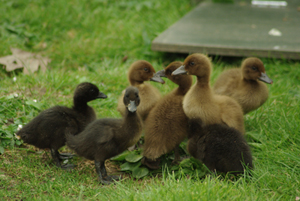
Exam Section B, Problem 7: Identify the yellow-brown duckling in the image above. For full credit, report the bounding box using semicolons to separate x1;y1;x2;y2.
142;61;193;169
213;57;273;114
172;53;245;134
117;60;165;121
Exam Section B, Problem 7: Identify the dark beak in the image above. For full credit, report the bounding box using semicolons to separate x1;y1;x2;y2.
258;72;273;84
128;100;137;112
97;92;108;99
155;69;167;78
150;73;165;84
171;65;187;75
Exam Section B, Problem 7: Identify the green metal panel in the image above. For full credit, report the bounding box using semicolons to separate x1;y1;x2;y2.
152;0;300;59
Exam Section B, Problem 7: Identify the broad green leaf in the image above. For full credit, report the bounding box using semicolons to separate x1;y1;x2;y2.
111;150;131;161
132;167;149;179
125;152;143;163
120;161;141;171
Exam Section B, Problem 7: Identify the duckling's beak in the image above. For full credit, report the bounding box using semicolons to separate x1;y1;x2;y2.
258;72;273;84
97;92;108;99
155;70;167;78
150;73;165;84
127;100;137;112
172;65;187;75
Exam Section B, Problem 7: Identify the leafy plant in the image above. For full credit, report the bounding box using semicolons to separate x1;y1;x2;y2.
111;145;209;180
112;149;149;179
0;94;42;154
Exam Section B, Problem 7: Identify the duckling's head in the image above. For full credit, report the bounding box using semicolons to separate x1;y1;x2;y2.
172;53;212;78
74;82;107;103
123;86;140;113
156;61;193;86
128;60;165;85
242;57;273;84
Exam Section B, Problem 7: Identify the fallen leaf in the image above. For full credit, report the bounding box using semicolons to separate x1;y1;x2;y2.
0;48;51;74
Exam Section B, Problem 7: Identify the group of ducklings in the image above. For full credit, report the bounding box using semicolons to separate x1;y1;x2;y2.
16;53;273;184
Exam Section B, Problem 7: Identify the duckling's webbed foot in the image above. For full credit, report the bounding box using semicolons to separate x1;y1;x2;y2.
59;152;75;160
141;157;160;170
51;148;63;168
51;149;75;170
104;175;121;182
95;160;115;185
172;146;183;165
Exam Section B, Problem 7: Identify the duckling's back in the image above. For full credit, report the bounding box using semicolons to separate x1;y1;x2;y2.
17;106;81;150
187;119;253;174
214;68;269;114
213;68;242;96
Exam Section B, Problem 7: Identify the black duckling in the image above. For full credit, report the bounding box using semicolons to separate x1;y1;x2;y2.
172;53;245;134
66;86;143;185
16;82;107;169
117;60;165;122
213;57;273;114
187;118;253;175
142;61;193;169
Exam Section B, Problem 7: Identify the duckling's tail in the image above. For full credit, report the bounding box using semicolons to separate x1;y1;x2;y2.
65;131;78;151
188;118;204;139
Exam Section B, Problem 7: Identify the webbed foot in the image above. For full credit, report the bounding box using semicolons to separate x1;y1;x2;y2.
59;153;75;160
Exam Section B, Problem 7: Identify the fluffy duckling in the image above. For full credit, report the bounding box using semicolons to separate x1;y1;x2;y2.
67;86;143;185
172;53;245;134
213;57;273;114
142;61;193;169
16;82;107;169
117;60;165;121
187;118;253;175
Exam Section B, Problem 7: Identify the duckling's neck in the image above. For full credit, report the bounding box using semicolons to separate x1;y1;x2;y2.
242;78;259;85
116;110;142;147
177;81;192;95
122;111;142;133
129;80;144;86
73;99;88;111
196;76;210;88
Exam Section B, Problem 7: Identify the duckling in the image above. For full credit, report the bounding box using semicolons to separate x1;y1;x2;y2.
16;82;107;169
66;86;143;185
117;60;165;121
172;53;245;134
142;61;193;169
213;57;273;114
187;118;253;175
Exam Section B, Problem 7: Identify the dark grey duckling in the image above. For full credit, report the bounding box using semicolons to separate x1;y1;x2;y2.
187;118;253;175
67;86;143;185
16;82;107;169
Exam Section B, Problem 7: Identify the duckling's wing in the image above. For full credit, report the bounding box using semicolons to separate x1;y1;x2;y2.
219;98;245;134
94;118;122;145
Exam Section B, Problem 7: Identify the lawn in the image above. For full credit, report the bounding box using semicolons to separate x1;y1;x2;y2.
0;0;300;200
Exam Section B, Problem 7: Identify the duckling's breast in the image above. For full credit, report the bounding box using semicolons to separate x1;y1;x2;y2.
182;86;222;125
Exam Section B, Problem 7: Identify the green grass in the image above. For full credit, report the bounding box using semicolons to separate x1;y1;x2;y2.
1;0;300;200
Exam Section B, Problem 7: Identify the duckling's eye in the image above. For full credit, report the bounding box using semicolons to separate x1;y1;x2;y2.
251;66;258;71
144;68;149;72
190;61;195;66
